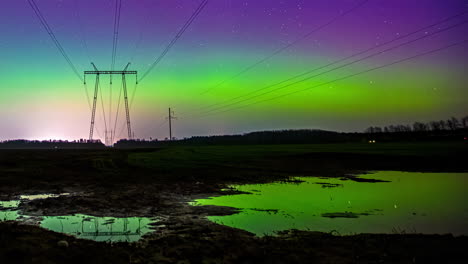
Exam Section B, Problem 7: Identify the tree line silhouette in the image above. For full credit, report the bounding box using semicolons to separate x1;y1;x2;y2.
1;115;466;149
365;116;468;133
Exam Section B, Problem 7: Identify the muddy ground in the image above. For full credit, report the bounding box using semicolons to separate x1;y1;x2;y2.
1;143;467;263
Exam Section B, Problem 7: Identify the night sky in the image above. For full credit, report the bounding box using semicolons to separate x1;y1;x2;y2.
0;0;467;141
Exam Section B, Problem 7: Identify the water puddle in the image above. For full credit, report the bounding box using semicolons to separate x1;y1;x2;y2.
41;214;154;242
0;200;20;221
191;171;468;236
0;194;156;242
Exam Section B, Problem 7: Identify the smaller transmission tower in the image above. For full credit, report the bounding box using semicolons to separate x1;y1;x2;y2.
84;63;137;142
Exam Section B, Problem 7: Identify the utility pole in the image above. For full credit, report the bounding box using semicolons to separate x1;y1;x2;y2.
167;108;176;140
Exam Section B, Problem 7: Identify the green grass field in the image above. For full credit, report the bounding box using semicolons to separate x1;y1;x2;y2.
128;142;468;171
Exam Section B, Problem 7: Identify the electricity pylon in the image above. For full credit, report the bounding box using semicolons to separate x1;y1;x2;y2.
84;63;137;142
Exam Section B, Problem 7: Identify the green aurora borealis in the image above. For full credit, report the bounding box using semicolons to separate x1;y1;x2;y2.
0;0;467;141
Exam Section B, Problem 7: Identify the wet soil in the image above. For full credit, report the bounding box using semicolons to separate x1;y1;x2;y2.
2;221;468;264
1;145;468;263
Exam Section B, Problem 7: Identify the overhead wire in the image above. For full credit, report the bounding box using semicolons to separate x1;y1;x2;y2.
109;0;123;144
82;80;92;110
138;0;209;83
82;81;104;139
116;78;138;140
74;0;94;120
187;18;468;117
124;0;209;139
73;0;92;65
136;118;168;141
188;11;468;114
27;0;83;82
199;0;370;95
111;0;123;72
24;1;468;141
111;79;124;144
28;0;106;140
98;77;108;142
193;39;468;119
129;0;154;65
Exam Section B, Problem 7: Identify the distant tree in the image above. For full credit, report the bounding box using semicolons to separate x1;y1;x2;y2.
413;122;428;132
453;117;462;129
429;121;442;131
438;120;447;130
365;126;383;133
462;116;468;128
446;117;461;130
393;125;411;132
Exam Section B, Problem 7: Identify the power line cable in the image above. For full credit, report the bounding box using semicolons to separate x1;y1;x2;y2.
27;0;83;82
138;0;209;83
125;0;210;139
194;39;468;119
149;119;168;137
83;82;92;110
71;0;105;140
199;0;370;95
140;118;168;140
111;0;123;71
98;78;108;143
129;0;154;65
129;81;139;109
28;0;102;139
116;79;139;140
189;11;467;114
111;80;124;144
109;0;123;141
73;0;92;65
83;82;103;139
115;76;137;138
191;19;467;117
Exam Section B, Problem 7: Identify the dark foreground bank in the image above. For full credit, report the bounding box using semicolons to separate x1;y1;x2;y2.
1;221;468;264
1;142;467;263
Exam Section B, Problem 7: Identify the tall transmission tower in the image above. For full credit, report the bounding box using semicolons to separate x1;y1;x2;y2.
85;63;137;142
167;108;176;140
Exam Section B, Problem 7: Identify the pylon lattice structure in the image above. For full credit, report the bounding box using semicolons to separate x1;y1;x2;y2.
84;63;137;143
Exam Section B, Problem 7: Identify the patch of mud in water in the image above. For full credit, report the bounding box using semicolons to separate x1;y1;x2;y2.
19;193;71;201
313;182;343;188
0;194;157;242
321;209;383;219
192;171;468;236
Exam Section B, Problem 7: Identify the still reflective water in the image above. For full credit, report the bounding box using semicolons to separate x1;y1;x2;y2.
192;171;468;236
0;200;20;221
41;214;154;242
0;195;155;242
